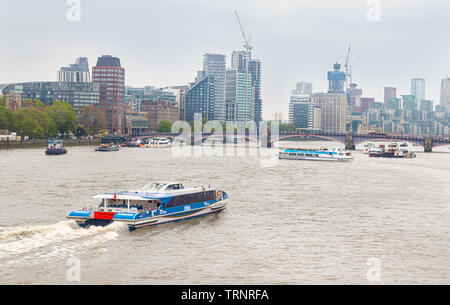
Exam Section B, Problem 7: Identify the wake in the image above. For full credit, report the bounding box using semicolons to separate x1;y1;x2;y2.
0;221;128;266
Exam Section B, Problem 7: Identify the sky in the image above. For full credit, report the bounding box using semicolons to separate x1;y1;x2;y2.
0;0;449;119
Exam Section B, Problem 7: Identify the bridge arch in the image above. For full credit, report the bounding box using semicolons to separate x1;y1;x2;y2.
269;134;346;145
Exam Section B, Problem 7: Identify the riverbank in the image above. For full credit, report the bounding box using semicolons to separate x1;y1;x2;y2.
0;138;100;149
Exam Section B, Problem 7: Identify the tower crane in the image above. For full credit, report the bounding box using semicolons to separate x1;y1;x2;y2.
344;41;351;89
234;10;252;53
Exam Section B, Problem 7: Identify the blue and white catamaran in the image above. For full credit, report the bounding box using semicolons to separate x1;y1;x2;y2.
67;182;228;231
278;148;353;162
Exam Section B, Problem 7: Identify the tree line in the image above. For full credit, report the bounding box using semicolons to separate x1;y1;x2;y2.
0;97;106;139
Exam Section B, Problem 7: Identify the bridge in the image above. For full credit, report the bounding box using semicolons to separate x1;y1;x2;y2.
129;131;450;152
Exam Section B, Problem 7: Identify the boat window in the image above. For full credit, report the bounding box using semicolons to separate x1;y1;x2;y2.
166;190;217;208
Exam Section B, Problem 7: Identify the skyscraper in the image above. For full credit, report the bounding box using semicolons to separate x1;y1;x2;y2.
289;95;320;130
230;50;263;123
58;57;90;82
327;63;346;93
292;82;313;95
440;77;450;111
384;87;397;103
225;69;252;122
411;78;426;107
312;93;348;132
92;55;125;133
185;76;215;122
203;54;226;121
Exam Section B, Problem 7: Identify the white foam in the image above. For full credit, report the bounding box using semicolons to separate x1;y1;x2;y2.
0;221;128;265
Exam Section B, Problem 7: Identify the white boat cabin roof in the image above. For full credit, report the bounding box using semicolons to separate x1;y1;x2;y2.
93;182;210;201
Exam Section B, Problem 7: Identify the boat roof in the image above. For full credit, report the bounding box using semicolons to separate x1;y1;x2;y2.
94;191;174;200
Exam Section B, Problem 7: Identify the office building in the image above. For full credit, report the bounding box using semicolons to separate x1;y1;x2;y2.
57;57;90;83
92;55;125;133
203;54;226;121
411;78;425;107
384;87;397;103
289;95;320;130
1;81;100;110
140;99;178;131
312;93;348;132
185;76;215;122
225;69;252;122
440;77;450;111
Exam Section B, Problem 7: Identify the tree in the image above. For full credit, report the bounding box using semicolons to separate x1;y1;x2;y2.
45;100;77;136
75;125;88;138
12;111;44;138
156;120;172;133
0;106;12;130
279;123;297;133
77;105;106;136
0;96;5;107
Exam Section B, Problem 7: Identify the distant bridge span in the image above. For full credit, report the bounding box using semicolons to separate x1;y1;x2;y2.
129;131;450;152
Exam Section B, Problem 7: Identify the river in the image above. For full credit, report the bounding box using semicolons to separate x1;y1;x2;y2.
0;141;449;284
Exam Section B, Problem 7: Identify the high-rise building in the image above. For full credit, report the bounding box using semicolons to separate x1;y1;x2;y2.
225;69;252;122
203;54;226;121
327;63;346;93
92;55;125;133
360;98;375;114
347;83;363;112
411;78;425;107
289;95;320;130
384;87;397;103
292;82;313;95
185;76;215;122
249;59;262;123
230;50;262;123
312;93;348;132
440;77;450;111
57;57;90;83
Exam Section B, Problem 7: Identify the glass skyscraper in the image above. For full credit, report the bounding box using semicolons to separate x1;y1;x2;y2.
411;78;426;107
185;76;215;122
203;54;226;121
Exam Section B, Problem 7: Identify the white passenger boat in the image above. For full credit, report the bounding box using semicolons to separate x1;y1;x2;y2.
149;137;171;147
67;182;228;231
363;143;376;154
278;148;353;162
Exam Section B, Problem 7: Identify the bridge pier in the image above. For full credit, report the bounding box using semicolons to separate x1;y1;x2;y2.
345;133;355;151
424;136;432;152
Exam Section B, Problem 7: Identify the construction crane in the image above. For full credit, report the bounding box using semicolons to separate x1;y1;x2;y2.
234;10;252;53
344;41;351;89
348;56;360;85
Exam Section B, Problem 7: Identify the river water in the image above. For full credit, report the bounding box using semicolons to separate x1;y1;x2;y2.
0;141;449;284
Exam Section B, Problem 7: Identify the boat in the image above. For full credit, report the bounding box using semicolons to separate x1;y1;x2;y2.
399;142;408;147
148;137;172;147
363;143;376;154
96;143;120;152
369;143;416;158
278;147;353;162
45;139;67;155
67;182;229;231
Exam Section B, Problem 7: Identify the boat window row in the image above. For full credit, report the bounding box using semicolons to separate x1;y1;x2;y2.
166;190;217;208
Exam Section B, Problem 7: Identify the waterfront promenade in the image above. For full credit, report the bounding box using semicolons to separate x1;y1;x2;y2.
0;138;100;149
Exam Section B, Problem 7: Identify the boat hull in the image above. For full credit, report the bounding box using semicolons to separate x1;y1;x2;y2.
278;155;352;162
69;200;228;231
45;149;67;155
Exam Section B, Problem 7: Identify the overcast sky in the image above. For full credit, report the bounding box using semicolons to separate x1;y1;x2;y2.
0;0;449;119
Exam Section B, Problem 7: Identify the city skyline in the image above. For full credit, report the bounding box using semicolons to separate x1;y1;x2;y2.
0;0;449;119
